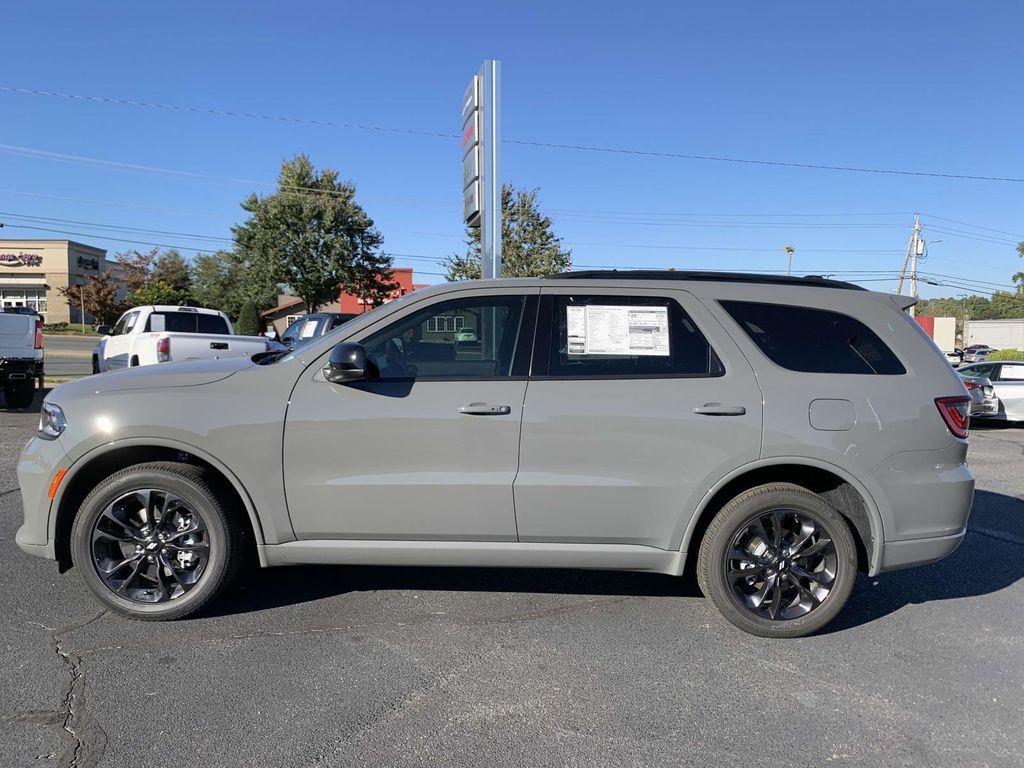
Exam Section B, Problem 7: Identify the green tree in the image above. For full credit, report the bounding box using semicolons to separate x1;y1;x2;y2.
1013;272;1024;295
152;250;193;296
191;250;255;320
233;154;394;314
443;184;572;281
234;300;261;336
127;280;189;307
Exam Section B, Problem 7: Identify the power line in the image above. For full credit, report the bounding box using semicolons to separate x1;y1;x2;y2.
4;85;1023;183
0;86;457;140
920;213;1024;240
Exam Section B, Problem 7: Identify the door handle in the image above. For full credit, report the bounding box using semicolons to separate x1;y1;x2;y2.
693;403;747;416
210;342;228;350
458;403;512;415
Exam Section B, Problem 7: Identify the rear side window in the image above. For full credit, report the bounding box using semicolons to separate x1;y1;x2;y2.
721;300;905;375
538;295;723;378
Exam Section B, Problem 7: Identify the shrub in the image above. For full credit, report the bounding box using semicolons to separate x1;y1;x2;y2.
987;349;1024;361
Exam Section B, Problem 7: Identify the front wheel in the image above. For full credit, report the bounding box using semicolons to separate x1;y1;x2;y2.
71;462;242;620
697;482;857;638
92;356;100;374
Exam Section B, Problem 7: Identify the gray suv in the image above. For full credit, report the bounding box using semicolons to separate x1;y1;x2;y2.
16;272;975;637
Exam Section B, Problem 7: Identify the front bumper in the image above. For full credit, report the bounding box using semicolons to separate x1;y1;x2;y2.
15;433;69;561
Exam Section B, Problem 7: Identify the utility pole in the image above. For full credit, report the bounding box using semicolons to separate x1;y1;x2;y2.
896;214;923;315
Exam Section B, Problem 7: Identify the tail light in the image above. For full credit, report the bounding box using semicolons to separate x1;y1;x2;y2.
935;396;970;439
156;336;171;362
34;318;43;350
963;379;979;391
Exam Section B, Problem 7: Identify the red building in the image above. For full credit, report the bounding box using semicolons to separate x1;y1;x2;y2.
338;267;428;314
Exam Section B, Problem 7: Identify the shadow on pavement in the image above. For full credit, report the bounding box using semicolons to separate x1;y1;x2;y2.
203;489;1024;633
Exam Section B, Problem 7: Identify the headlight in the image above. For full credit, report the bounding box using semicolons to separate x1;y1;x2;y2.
38;402;67;440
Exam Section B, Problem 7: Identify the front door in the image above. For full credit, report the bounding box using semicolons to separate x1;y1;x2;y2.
284;289;537;541
514;288;763;550
993;362;1024;420
103;310;139;369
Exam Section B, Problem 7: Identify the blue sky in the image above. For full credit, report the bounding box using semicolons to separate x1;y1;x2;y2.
1;1;1021;297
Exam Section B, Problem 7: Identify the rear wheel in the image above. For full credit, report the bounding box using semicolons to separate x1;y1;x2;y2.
70;462;242;620
697;482;857;638
92;356;100;375
3;379;35;409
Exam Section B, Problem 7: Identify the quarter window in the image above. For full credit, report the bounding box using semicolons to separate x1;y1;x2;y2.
540;295;723;377
721;301;905;375
362;295;526;379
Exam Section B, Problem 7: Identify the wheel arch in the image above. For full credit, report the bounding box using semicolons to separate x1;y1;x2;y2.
680;458;884;576
51;438;267;571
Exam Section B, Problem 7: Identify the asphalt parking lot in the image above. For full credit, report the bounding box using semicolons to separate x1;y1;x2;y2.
1;393;1022;768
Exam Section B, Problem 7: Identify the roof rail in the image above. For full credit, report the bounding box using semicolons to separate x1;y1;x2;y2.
545;270;866;291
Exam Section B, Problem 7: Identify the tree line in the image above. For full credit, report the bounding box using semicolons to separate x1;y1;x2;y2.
63;155;572;333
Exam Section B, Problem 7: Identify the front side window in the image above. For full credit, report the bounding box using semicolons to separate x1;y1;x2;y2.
362;295;526;380
540;295;723;378
721;300;905;375
997;363;1024;382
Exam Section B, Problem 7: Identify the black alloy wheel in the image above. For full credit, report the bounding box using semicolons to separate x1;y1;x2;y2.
697;482;857;638
90;488;211;603
71;462;241;620
725;508;838;621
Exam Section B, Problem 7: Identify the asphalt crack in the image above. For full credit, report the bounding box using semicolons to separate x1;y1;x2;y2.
50;611;109;768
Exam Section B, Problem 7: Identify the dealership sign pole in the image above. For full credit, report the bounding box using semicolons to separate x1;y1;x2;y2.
462;60;501;279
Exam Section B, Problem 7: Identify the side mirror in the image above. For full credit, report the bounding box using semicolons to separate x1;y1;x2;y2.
323;342;373;384
96;325;111;336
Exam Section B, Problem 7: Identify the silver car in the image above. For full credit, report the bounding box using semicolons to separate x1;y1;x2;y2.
958;361;1024;422
16;272;975;638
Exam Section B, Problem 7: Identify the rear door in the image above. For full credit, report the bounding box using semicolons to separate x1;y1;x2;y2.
514;287;763;549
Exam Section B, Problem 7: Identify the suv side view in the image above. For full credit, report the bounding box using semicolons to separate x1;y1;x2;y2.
16;272;974;637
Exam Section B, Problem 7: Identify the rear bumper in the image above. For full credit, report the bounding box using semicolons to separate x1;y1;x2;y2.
0;358;42;380
880;527;966;571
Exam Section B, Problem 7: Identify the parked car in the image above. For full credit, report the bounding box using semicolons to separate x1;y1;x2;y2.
92;306;271;373
958;372;998;417
17;271;974;638
958;360;1024;421
961;344;994;363
0;308;43;408
279;312;359;350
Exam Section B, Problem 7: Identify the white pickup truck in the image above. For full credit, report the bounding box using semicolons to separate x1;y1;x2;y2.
0;308;44;408
93;305;271;373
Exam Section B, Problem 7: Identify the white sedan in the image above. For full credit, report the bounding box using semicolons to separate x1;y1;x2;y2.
958;361;1024;421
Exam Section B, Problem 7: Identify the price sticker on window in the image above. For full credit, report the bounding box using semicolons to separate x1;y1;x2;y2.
566;305;670;356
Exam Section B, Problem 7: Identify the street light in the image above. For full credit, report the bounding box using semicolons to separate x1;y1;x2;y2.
783;245;795;276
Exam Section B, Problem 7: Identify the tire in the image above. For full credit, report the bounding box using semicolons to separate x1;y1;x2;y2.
3;379;35;409
70;461;242;620
697;482;857;638
129;356;139;367
92;356;100;375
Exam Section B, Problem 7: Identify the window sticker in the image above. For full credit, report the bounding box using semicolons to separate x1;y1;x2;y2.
566;305;670;356
1001;364;1024;380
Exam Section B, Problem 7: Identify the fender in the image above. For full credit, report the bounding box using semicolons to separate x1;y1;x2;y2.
678;455;887;576
48;435;273;565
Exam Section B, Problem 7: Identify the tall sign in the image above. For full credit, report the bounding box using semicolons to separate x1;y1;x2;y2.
462;60;501;279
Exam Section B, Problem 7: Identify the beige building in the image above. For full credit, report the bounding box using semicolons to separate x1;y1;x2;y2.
0;240;115;324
